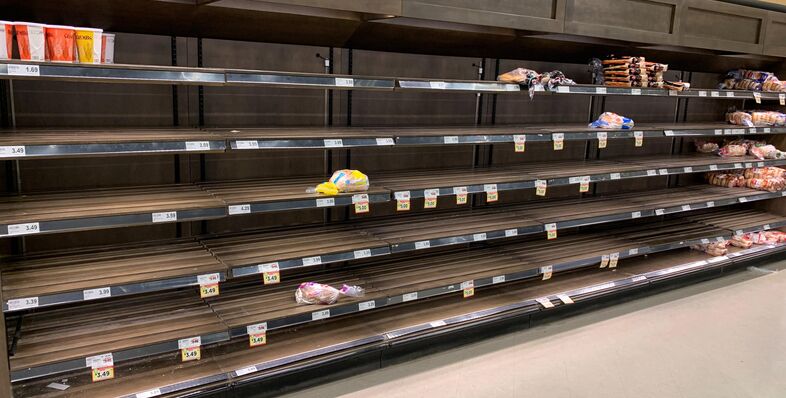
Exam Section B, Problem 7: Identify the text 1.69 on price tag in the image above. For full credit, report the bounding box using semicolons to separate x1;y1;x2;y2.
7;64;40;76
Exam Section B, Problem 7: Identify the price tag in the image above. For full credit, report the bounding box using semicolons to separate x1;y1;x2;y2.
395;191;411;211
631;211;641;219
375;137;394;146
780;93;786;106
91;367;114;382
735;229;744;236
83;287;111;301
706;201;715;207
552;133;564;151
557;293;574;304
402;292;418;302
185;141;210;151
669;90;678;97
634;131;644;147
595;87;607;94
579;176;590;193
358;300;375;311
461;280;474;298
714;129;723;135
247;323;268;347
181;347;200;362
7;64;40;76
430;320;447;327
541;265;553;280
504;229;518;237
324;139;343;148
709;165;718;171
757;161;765;167
235;366;258;377
443;136;459;144
0;146;25;157
312;309;330;320
701;238;710;244
632;275;647;283
429;81;447;89
513;134;526;153
473;233;487;242
745;162;753;168
415;240;431;250
600;254;609;268
596;132;607;149
725;129;734;135
316;198;335;207
610;173;621;180
739;197;748;203
545;223;557;240
535;180;547;196
726;91;734;98
682;204;692;211
492;275;506;284
683;166;693;173
764;224;771;230
259;263;280;285
179;336;201;350
629;248;639;255
657;169;668;175
334;77;354;87
535;297;554;308
753;92;762;104
228;204;251;215
609;252;619;268
734;163;743;169
664;130;674;136
655;209;665;216
7;297;38;311
647;170;657;176
631;88;641;96
764;128;771;133
136;388;162;398
556;86;570;93
454;186;468;205
715;236;725;243
235;140;259;149
302;256;322;266
151;211;177;223
699;91;707;97
199;283;219;298
424;188;439;209
354;249;371;259
352;194;370;214
484;184;498;202
711;91;720;97
7;222;40;236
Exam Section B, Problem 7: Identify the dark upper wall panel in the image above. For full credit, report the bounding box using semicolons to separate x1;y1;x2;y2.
679;0;768;53
565;0;680;45
401;0;565;32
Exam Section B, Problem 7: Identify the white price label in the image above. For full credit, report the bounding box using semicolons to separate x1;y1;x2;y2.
83;287;111;301
492;275;506;284
424;189;440;199
302;256;322;266
642;170;655;177
540;265;553;280
0;146;25;157
453;186;468;195
664;130;674;136
754;92;762;104
780;93;786;105
709;165;718;171
725;129;734;135
415;240;431;250
443;136;459;144
430;320;447;327
634;131;644;147
726;91;734;97
185;141;210;151
706;201;715;207
258;262;279;273
376;138;395;146
324;139;343;148
429;81;446;89
610;173;621;180
683;166;693;173
739;197;748;203
556;86;570;93
552;133;565;142
750;128;757;134
631;211;641;219
714;129;723;135
246;323;268;334
711;91;720;97
609;252;620;268
178;337;201;349
699;91;707;97
6;222;40;236
658;169;668;175
757;162;765;167
228;204;251;215
86;353;114;369
629;248;639;255
595;87;607;94
235;140;259;149
235;366;258;377
7;64;40;76
402;292;418;302
136;388;162;398
461;280;474;289
734;163;743;169
600;254;610;268
701;238;710;244
473;233;487;242
735;129;747;135
7;297;38;311
735;229;744;236
352;194;369;204
353;249;372;259
764;128;771;133
764;224;772;230
535;297;554;308
483;184;498;193
669;90;678;96
504;229;518;237
715;236;725;243
631;275;647;282
152;211;177;223
557;293;574;304
197;273;220;286
334;77;354;87
358;300;375;311
312;309;330;320
682;204;692;211
316;198;335;207
655;209;665;216
631;88;641;95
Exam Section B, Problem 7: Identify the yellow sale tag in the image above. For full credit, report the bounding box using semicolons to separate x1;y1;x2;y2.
634;131;643;147
600;254;609;268
580;181;589;193
609;252;619;268
354;201;369;214
424;198;437;208
397;199;410;211
461;281;474;298
249;332;267;347
545;223;557;240
181;347;201;362
199;283;219;298
515;142;526;152
753;92;761;104
514;135;526;153
91;366;114;382
535;180;547;197
486;191;498;202
263;271;280;285
552;133;564;151
456;193;468;205
597;132;607;149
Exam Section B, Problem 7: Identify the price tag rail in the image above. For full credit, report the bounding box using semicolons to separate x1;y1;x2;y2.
228;137;396;149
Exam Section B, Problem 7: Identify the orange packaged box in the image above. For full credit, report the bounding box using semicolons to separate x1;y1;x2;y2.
44;24;75;62
13;22;45;61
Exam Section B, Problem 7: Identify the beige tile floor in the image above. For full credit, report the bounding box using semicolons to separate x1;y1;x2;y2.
282;261;786;398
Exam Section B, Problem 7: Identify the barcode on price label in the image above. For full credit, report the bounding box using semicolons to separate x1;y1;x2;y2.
415;240;431;250
185;141;210;151
7;64;40;76
0;146;25;157
473;233;487;241
354;249;372;259
152;212;177;223
443;136;459;144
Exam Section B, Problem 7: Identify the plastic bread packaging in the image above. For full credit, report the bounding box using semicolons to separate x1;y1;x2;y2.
745;176;786;192
694;140;719;153
690;240;728;256
744;167;785;179
497;68;539;84
589;112;634;129
497;68;575;98
749;145;780;160
706;171;745;187
727;110;786;127
729;234;753;248
716;144;747;157
664;80;690;91
310;169;369;196
721;69;786;92
295;282;365;305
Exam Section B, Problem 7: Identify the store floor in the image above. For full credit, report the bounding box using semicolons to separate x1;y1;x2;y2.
282;259;786;398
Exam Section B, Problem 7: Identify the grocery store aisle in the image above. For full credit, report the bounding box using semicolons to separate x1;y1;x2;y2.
282;260;786;398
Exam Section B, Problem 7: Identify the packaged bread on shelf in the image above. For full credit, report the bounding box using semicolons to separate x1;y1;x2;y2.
589;112;634;129
706;171;745;187
295;282;365;305
691;240;728;256
694;140;719;153
311;169;369;196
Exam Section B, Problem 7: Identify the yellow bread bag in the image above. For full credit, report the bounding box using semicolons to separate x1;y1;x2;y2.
314;169;369;196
